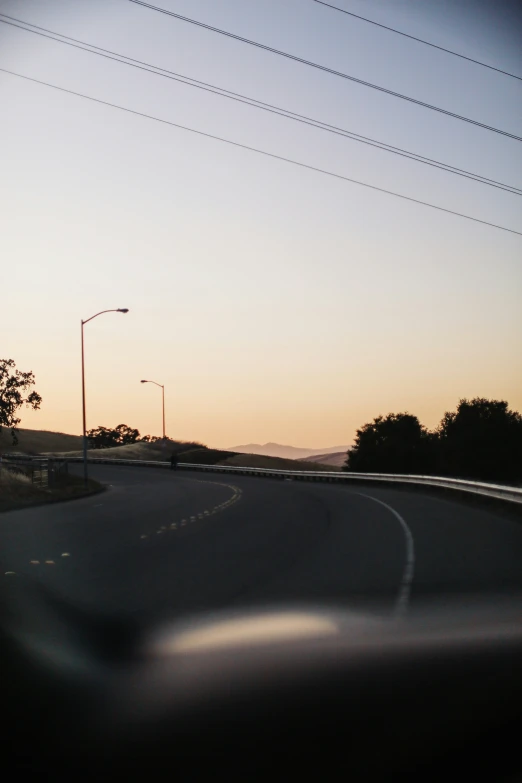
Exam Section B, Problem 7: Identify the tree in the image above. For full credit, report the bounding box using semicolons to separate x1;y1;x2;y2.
87;423;142;449
0;359;42;447
344;412;436;474
114;424;141;445
437;398;522;482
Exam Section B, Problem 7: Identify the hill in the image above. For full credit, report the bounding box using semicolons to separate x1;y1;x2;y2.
0;428;83;455
221;453;341;471
297;451;348;468
2;429;343;472
45;439;202;461
226;442;351;460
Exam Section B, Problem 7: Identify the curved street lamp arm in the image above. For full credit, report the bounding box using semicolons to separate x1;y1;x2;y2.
82;308;128;325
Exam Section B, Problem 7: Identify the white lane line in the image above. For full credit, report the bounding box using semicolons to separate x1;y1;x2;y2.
355;491;415;616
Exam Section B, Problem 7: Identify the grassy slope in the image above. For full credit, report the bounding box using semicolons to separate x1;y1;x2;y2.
2;429;339;471
297;451;348;468
221;453;342;471
0;428;83;455
46;439;202;460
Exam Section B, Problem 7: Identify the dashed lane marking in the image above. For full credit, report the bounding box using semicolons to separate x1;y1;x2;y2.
138;482;242;542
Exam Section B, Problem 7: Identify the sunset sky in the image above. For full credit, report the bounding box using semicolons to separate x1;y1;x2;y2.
2;0;521;448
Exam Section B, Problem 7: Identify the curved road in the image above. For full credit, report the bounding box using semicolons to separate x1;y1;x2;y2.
2;464;522;623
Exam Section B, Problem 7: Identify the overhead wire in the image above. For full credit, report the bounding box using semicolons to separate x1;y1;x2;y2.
125;0;522;142
313;0;522;82
1;67;520;238
1;14;520;197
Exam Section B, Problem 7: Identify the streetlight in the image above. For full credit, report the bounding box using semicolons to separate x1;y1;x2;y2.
140;380;165;440
81;308;129;487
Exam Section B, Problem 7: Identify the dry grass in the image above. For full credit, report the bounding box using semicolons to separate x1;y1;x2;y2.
179;448;238;465
298;451;348;468
0;465;46;510
0;464;103;513
0;427;83;455
0;467;33;488
221;453;342;472
47;439;203;461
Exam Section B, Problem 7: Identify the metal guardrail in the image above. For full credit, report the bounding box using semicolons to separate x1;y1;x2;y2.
4;454;522;505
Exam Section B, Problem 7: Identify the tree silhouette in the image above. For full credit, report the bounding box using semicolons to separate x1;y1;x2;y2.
437;398;522;482
0;359;42;446
344;398;522;482
87;424;142;449
345;412;435;474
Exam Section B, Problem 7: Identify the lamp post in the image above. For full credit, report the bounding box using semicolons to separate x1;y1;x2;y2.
81;308;129;487
140;380;165;440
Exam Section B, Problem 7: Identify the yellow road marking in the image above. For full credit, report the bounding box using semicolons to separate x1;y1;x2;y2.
139;482;242;541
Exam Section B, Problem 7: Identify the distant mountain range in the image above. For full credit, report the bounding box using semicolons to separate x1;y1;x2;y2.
227;442;351;460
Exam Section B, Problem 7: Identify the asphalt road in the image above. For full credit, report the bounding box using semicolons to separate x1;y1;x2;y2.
2;464;522;624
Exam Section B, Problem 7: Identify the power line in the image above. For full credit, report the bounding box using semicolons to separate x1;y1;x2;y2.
1;67;520;238
2;14;520;197
126;0;522;143
313;0;522;82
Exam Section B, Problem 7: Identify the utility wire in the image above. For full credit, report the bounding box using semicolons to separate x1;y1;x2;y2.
313;0;522;82
1;67;520;238
126;0;522;142
1;14;520;196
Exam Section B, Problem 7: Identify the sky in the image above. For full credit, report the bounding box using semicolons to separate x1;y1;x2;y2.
1;0;521;448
